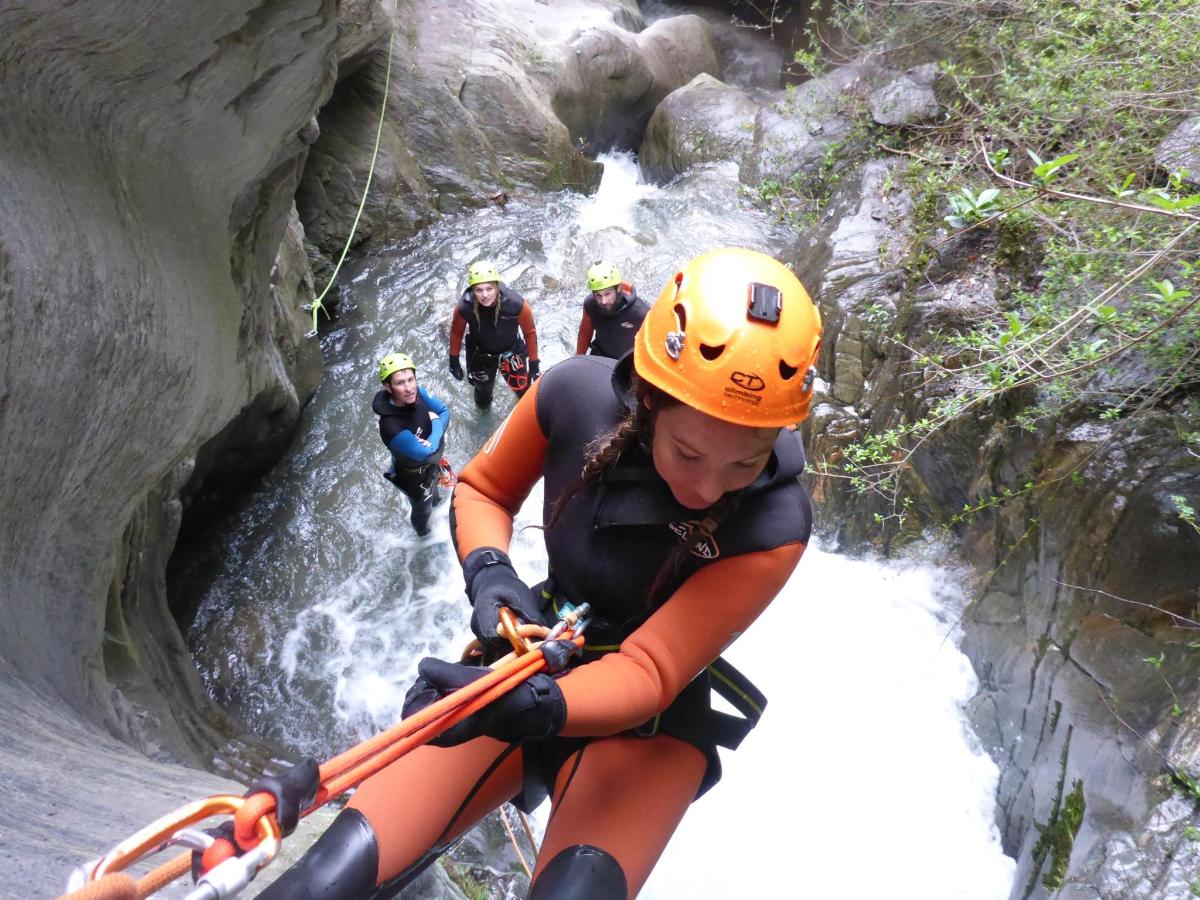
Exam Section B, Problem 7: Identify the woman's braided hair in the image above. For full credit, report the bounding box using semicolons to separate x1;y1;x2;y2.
547;374;744;608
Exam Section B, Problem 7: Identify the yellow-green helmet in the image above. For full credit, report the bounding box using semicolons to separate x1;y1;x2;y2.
467;260;502;287
587;261;621;293
378;352;416;383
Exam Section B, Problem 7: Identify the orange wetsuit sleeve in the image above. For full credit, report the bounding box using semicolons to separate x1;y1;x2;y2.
517;302;538;361
449;306;468;357
450;377;549;559
575;311;594;355
557;541;805;737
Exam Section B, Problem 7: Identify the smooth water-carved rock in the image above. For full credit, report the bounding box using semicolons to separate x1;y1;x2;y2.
553;14;721;151
0;0;339;748
638;73;761;183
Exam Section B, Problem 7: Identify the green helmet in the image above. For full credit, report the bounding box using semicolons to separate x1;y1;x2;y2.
587;261;621;293
378;352;416;383
467;260;502;287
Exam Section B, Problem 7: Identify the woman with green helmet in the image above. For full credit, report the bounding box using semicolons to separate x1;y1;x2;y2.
574;261;649;359
448;260;540;409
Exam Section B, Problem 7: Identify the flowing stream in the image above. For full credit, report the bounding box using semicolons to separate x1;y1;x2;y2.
181;153;1015;897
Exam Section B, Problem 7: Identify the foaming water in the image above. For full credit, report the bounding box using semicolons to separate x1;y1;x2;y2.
577;151;659;233
641;541;1015;899
183;151;1013;895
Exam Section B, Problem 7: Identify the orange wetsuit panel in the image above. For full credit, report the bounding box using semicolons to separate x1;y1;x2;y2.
537;734;707;896
450;377;549;559
557;541;804;736
516;301;538;360
347;739;524;882
448;305;468;357
575;311;595;355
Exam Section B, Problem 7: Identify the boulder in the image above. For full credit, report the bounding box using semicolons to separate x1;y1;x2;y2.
298;0;667;257
553;14;721;151
638;73;761;183
740;58;892;190
1155;115;1200;184
869;62;941;126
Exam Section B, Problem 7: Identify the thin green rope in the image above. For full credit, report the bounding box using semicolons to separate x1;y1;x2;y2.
309;30;395;337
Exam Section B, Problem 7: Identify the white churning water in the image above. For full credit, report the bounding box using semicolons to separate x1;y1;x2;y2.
186;153;1014;897
641;540;1015;899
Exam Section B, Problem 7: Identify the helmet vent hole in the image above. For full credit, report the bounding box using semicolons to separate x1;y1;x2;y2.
700;343;725;361
779;361;798;380
673;303;687;332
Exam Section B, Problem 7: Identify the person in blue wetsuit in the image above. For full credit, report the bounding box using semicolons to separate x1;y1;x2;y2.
374;352;450;536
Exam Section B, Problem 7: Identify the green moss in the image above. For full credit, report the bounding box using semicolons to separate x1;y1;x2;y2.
1024;727;1085;897
441;860;490;900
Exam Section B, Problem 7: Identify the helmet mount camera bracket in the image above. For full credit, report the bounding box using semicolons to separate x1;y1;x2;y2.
747;282;782;325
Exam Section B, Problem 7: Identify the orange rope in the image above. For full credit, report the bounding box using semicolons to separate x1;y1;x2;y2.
134;852;191;897
55;873;136;900
63;623;584;900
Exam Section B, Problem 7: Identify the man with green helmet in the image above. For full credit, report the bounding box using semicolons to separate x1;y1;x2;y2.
374;352;450;537
448;260;540;408
574;261;649;359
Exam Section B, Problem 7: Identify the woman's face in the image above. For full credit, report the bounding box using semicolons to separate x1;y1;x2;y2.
651;403;779;510
472;282;499;307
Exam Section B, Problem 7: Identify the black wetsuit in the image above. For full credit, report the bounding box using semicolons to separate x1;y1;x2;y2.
580;288;649;359
457;286;531;407
374;387;448;535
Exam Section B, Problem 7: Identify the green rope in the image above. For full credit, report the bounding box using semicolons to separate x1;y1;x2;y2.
308;30;395;337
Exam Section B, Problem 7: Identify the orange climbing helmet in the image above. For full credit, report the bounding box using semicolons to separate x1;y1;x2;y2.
634;247;822;427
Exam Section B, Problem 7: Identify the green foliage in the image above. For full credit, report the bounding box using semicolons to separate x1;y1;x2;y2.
807;0;1200;535
1173;495;1200;535
944;186;1003;229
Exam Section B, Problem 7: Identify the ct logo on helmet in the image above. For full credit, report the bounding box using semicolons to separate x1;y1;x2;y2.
730;371;765;392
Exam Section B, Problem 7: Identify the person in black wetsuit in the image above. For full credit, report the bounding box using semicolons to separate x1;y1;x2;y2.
375;352;450;537
574;261;649;359
447;260;539;409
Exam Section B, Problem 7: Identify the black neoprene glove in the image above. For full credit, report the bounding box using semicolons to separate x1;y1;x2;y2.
528;358;540;380
462;547;545;654
448;354;464;381
401;657;566;746
246;758;320;837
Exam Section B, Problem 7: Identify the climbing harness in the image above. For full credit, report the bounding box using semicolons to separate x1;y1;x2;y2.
60;604;592;900
437;456;457;489
498;350;529;393
304;32;395;338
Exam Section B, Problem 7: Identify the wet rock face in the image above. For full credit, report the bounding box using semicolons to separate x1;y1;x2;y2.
0;0;338;738
638;73;761;184
961;414;1200;899
792;158;915;535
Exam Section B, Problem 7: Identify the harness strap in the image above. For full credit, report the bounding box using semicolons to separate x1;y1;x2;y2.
546;591;766;750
